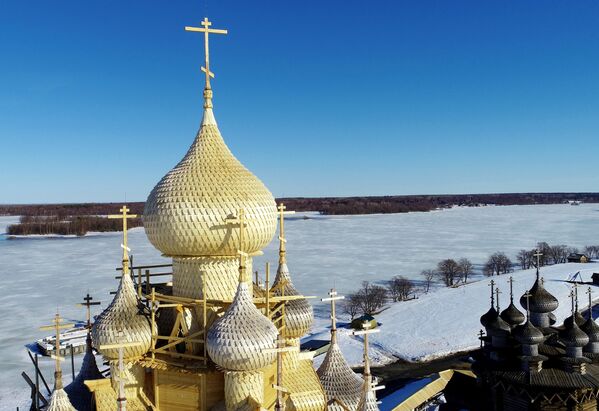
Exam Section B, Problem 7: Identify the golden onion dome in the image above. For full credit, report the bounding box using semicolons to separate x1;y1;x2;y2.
91;273;153;360
272;262;313;338
143;105;277;257
206;279;278;371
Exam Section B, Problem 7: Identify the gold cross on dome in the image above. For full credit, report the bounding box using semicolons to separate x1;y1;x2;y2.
322;289;345;336
79;293;101;329
108;206;138;275
40;312;74;390
185;18;228;90
277;203;295;264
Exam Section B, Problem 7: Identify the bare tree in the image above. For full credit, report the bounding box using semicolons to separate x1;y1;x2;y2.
584;245;599;259
457;258;474;283
547;244;569;264
484;252;513;276
343;293;361;321
536;242;551;266
437;259;460;286
388;276;414;302
421;269;435;293
516;249;534;270
356;281;388;315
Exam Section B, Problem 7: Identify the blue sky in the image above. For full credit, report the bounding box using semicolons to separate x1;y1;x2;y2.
1;1;598;203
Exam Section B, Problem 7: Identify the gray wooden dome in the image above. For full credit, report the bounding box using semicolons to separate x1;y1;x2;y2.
317;339;362;410
520;279;558;314
513;320;544;345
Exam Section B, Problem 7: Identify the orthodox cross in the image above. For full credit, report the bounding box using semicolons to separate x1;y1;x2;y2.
508;277;515;303
185;18;228;91
108;206;137;275
79;293;101;329
574;283;579;312
99;331;143;411
495;288;502;312
533;250;543;279
587;287;594;321
569;288;575;314
40;313;74;390
478;329;485;348
321;289;345;343
523;290;532;320
277;203;295;264
353;321;381;394
489;280;496;308
262;336;298;411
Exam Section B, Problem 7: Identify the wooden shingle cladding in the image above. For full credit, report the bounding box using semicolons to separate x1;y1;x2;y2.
153;368;224;411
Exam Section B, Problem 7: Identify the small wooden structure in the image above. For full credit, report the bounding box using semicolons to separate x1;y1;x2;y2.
568;253;590;263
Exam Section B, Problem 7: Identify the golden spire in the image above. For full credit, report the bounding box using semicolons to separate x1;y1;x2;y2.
236;209;249;282
185;17;228;109
40;313;74;390
108;205;137;276
277;203;296;264
322;289;345;344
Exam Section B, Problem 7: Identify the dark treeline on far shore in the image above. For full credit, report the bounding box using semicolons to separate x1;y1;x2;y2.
1;192;599;218
1;192;598;236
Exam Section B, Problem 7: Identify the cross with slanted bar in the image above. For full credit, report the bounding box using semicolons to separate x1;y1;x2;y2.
534;249;543;279
108;206;137;275
185;18;228;90
278;203;295;264
40;313;74;390
100;330;144;411
495;287;502;311
321;289;344;341
79;293;101;329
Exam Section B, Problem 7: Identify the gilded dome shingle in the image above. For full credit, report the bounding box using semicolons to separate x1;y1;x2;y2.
144;110;277;257
206;280;278;371
272;262;313;338
91;273;153;360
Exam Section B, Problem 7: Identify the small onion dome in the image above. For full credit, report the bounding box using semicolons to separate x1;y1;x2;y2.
207;280;278;371
91;273;152;360
560;321;590;348
564;311;586;328
487;315;511;337
513;320;544;345
500;302;525;327
357;380;379;411
65;335;103;410
272;262;314;338
317;341;363;410
143;107;277;257
47;389;76;411
480;306;498;329
520;279;558;314
581;318;599;343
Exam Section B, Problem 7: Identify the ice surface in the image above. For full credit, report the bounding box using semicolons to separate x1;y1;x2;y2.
1;204;599;409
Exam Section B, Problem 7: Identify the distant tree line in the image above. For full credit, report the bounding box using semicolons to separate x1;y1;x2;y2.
2;193;599;217
7;215;143;236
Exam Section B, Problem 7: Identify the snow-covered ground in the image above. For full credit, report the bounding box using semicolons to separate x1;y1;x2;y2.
0;203;598;409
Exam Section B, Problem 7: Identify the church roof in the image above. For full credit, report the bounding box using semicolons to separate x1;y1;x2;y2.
513;320;544;345
91;272;152;360
206;279;278;371
480;306;498;329
272;262;313;338
582;318;599;343
143;87;277;257
65;335;103;410
560;320;590;348
520;278;558;314
317;340;363;410
500;302;525;327
46;388;77;411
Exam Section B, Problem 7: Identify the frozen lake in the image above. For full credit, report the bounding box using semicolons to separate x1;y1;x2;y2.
1;203;598;409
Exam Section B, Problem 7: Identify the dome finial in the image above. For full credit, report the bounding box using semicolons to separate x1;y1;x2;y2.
322;289;344;343
587;287;593;321
495;287;501;312
185;17;228;110
107;205;137;276
277;203;294;264
234;208;250;283
40;312;74;390
534;249;543;280
489;280;495;308
523;289;531;320
508;276;514;303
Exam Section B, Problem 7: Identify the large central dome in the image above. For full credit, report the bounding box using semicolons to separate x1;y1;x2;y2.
144;107;277;257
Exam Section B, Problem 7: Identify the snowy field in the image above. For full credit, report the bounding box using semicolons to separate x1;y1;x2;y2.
1;203;598;409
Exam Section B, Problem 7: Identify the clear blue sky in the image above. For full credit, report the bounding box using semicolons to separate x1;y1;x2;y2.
1;1;598;203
